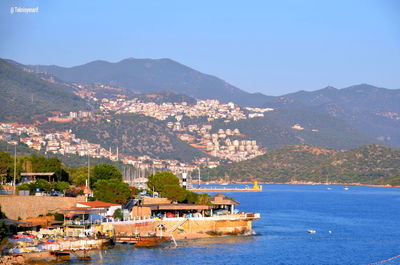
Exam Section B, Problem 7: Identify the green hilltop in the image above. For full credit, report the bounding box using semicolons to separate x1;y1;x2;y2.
203;144;400;186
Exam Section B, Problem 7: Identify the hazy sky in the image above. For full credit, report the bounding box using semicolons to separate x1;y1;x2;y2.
1;0;399;95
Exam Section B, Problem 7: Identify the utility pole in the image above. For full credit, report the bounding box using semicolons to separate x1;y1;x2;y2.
13;144;17;195
87;154;90;188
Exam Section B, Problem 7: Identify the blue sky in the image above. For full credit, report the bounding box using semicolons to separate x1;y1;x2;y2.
0;0;399;95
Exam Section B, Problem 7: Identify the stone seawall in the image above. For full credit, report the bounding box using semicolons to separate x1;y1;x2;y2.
103;221;157;236
163;218;253;239
0;195;84;220
107;218;253;240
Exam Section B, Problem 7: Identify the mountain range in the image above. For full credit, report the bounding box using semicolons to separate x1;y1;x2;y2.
0;57;399;163
263;84;400;147
25;57;400;147
30;58;274;107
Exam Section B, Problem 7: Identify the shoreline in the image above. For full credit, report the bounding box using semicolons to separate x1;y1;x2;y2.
203;181;398;188
262;182;396;188
2;232;252;264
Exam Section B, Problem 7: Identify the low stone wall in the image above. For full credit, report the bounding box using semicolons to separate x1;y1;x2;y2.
109;221;157;236
0;195;84;220
22;215;55;227
163;218;252;238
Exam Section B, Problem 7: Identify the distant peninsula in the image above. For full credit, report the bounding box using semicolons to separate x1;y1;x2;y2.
202;144;400;186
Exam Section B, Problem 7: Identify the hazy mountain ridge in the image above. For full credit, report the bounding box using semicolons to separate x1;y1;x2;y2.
262;84;400;147
29;58;274;106
276;84;400;112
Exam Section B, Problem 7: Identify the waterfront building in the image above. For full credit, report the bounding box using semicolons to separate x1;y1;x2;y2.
211;193;239;214
20;172;56;183
131;203;211;219
63;201;122;225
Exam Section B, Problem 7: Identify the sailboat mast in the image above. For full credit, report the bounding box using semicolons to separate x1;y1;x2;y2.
198;167;201;186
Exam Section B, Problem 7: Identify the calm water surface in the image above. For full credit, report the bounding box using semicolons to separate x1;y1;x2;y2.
67;185;400;265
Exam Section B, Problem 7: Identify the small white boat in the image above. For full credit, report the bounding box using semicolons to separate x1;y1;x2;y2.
343;186;349;190
307;230;317;234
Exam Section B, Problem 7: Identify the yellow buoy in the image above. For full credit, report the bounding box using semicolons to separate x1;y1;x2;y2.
253;181;262;190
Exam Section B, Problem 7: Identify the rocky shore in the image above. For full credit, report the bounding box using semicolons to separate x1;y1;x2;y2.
0;255;25;265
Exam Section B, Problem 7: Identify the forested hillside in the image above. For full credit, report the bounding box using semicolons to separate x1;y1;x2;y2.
211;108;375;150
39;113;208;162
203;145;400;185
0;59;88;122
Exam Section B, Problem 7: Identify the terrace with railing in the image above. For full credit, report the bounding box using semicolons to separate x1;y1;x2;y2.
104;212;260;225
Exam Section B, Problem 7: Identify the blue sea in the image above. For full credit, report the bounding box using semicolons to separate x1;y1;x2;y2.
68;185;400;265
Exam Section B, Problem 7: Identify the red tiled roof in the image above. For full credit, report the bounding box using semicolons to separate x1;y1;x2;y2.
76;201;121;208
